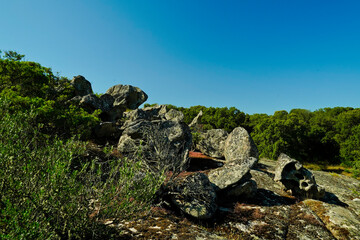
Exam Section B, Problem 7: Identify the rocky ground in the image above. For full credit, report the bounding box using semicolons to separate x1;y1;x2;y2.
71;77;360;239
110;159;360;240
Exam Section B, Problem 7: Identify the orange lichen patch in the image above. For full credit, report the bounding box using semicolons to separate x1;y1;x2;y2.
189;151;216;160
304;200;350;239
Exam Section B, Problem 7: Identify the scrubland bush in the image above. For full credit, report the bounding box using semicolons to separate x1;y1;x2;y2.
0;98;164;239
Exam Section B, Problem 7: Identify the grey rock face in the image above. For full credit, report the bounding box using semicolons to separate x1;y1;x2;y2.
118;106;192;173
106;84;148;110
165;172;218;219
124;105;167;123
208;157;258;198
165;109;184;122
197;129;228;158
247;158;360;240
75;94;124;121
189;110;203;129
274;153;325;200
70;75;93;96
79;94;103;112
99;94;115;112
224;127;259;163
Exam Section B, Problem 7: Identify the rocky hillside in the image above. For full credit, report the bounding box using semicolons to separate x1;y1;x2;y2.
2;59;359;239
69;76;360;240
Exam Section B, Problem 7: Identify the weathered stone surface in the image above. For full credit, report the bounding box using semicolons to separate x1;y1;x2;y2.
247;158;360;239
165;109;184;122
99;94;115;112
70;75;93;96
118;106;192;173
113;211;228;239
304;199;360;240
126;105;167;121
79;94;103;112
208;157;257;199
223;126;259;163
197;129;228;159
189;110;203;129
165;172;218;219
106;84;148;110
274;153;325;200
117;134;138;153
224;180;257;199
110;159;360;239
208;157;257;190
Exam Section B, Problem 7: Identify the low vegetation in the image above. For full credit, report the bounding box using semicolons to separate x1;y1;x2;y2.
0;51;164;239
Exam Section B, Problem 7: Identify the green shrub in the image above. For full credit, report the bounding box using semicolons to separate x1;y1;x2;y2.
0;51;102;139
0;97;164;239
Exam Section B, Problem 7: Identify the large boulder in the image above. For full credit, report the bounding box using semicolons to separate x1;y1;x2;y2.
224;126;259;163
79;94;103;112
118;106;192;173
70;75;93;96
106;84;148;110
208;157;258;199
197;129;228;158
161;172;218;219
274;153;325;200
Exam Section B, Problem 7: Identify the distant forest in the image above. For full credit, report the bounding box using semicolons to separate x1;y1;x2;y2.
145;103;360;176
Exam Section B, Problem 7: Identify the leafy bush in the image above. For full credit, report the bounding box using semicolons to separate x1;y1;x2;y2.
0;51;100;139
0;97;164;239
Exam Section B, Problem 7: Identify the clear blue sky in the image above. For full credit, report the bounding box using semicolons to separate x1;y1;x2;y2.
1;0;360;114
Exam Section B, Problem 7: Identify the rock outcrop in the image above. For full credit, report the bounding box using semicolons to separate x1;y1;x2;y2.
208;157;258;199
70;75;93;96
197;129;228;159
69;77;360;239
106;84;148;110
68;78;149;126
162;172;218;219
223;126;259;163
118;105;192;173
274;153;325;200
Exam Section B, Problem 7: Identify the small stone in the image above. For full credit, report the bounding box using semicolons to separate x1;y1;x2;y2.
129;227;138;233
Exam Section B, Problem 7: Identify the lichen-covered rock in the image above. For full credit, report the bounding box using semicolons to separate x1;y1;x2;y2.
70;75;93;96
223;126;259;163
165;109;184;122
118;106;192;173
208;157;257;198
164;172;218;219
117;134;138;153
274;153;325;200
106;84;148;110
124;105;167;123
304;199;360;240
197;129;228;158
